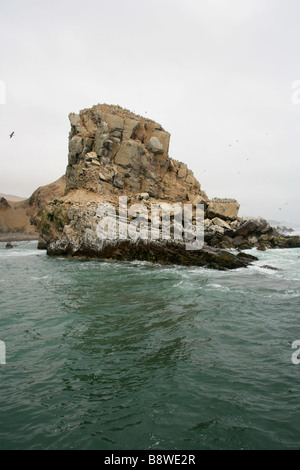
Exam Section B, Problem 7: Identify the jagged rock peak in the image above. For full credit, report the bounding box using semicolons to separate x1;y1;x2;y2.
66;103;204;202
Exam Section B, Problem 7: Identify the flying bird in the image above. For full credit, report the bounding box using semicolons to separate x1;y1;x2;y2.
9;132;14;139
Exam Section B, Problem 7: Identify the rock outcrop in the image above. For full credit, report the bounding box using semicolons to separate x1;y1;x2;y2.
0;176;66;240
204;215;300;251
0;197;10;210
28;175;66;230
21;103;300;267
66;104;203;202
37;104;259;269
206;198;240;221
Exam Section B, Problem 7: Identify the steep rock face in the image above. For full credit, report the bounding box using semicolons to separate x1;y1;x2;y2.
66;104;203;202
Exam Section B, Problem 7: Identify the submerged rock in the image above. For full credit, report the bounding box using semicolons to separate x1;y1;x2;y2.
260;265;281;271
5;242;18;249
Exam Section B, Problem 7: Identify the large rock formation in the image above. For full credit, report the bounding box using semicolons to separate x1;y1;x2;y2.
36;104;261;270
4;103;298;265
66;104;203;202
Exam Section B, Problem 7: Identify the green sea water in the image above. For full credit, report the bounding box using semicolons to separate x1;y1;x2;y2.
1;241;300;450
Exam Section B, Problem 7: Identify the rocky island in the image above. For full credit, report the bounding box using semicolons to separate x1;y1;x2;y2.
1;104;299;269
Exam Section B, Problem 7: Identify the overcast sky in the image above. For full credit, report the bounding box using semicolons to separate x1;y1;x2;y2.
1;0;300;225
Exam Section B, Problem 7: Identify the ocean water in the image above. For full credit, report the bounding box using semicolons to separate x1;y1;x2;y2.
0;239;300;450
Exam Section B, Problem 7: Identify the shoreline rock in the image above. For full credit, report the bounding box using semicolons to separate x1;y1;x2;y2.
204;215;300;251
47;238;258;270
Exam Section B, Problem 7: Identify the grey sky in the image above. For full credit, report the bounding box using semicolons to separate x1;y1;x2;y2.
1;0;300;224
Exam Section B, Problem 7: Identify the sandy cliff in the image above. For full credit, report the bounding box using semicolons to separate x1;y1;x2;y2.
0;176;65;240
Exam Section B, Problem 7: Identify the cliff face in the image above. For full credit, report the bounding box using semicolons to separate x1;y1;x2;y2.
66;104;204;202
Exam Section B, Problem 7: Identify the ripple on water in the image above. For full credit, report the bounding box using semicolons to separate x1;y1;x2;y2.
1;242;300;449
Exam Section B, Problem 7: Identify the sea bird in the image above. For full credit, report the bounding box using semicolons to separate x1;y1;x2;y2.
9;132;14;138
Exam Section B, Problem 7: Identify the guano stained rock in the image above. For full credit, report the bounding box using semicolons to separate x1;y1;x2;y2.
36;104;299;267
